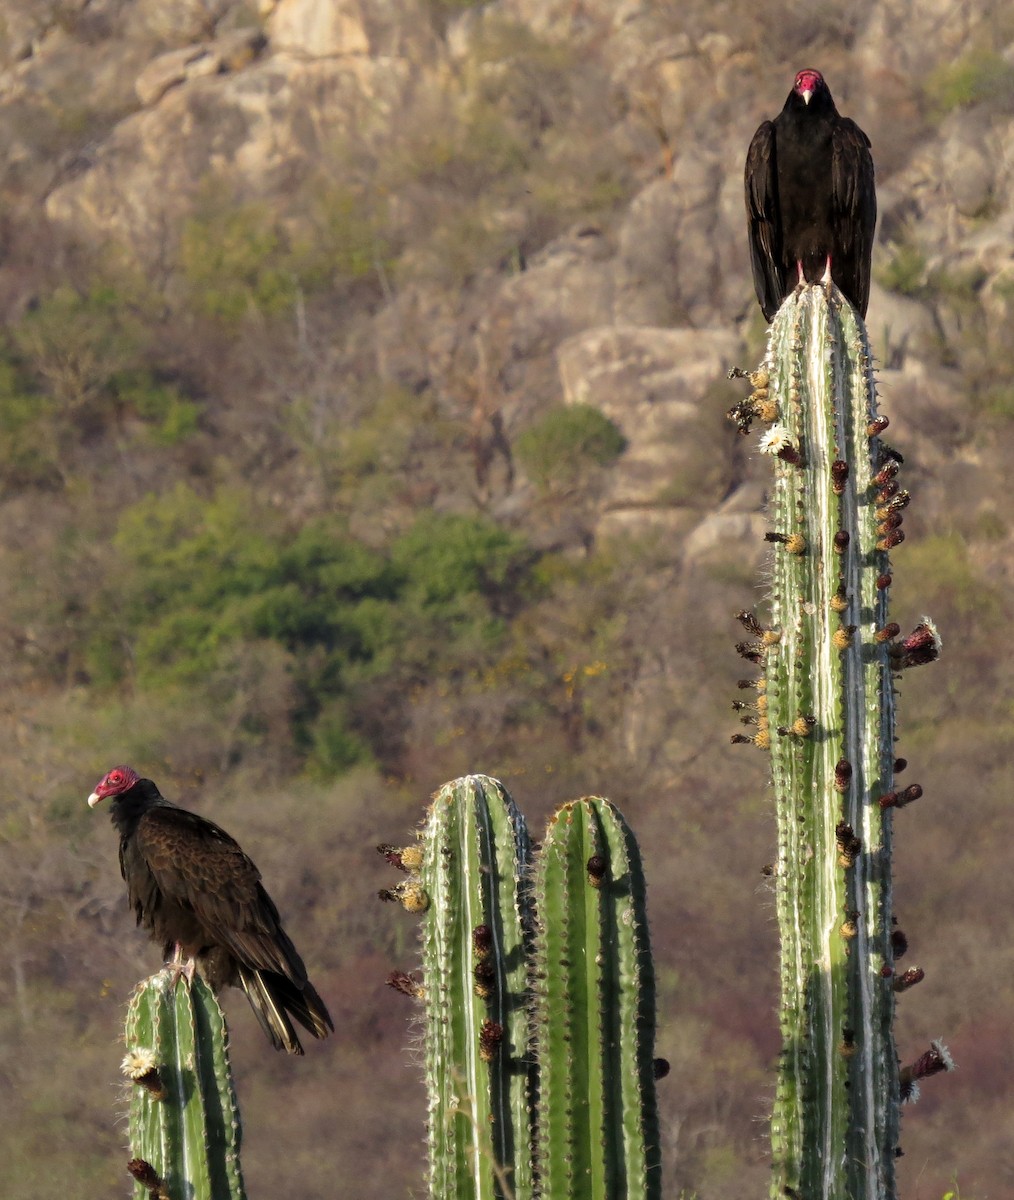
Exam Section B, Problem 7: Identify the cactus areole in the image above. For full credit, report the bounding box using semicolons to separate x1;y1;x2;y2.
745;70;876;321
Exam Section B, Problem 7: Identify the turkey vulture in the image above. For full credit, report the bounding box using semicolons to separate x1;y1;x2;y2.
89;766;333;1055
745;68;876;321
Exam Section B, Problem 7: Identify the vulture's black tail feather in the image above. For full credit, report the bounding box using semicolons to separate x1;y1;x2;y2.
237;965;333;1055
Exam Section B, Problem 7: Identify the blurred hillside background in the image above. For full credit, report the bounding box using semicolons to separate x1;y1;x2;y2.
2;0;1013;1196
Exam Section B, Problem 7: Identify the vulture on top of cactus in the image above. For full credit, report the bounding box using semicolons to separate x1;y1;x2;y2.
89;765;333;1055
745;68;876;321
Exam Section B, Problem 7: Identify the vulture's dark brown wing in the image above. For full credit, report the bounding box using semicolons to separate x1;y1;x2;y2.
130;805;333;1053
830;117;876;317
745;119;786;322
132;805;301;979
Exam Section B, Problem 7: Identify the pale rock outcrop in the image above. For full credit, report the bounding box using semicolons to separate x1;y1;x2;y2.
266;0;370;57
494;230;616;362
557;325;740;517
46;52;411;254
134;30;267;107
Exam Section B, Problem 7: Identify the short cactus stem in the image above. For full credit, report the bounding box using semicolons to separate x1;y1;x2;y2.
123;970;246;1200
417;775;534;1200
756;286;913;1200
531;797;660;1200
386;781;661;1200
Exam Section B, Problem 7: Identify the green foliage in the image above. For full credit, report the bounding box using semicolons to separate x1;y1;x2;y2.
306;704;374;777
86;486;536;775
295;184;391;287
0;282;203;467
0;358;60;489
118;373;202;445
181;188;298;321
925;50;1014;115
181;176;392;318
423;0;485;26
12;283;147;413
391;511;529;607
516;404;627;494
878;241;928;296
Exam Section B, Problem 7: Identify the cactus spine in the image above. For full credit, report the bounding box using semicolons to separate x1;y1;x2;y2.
742;286;931;1200
390;776;660;1200
122;970;246;1200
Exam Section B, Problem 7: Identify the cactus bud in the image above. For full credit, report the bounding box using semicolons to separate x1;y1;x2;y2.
892;967;925;993
890;621;942;669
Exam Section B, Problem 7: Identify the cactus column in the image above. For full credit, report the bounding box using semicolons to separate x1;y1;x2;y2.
122;970;246;1200
747;287;909;1200
530;798;660;1200
383;779;661;1200
416;775;534;1200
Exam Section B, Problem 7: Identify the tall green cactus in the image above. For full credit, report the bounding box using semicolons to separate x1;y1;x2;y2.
121;970;246;1200
731;285;947;1200
382;776;660;1200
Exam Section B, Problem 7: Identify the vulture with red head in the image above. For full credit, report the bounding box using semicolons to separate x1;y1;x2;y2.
89;766;333;1055
745;68;876;321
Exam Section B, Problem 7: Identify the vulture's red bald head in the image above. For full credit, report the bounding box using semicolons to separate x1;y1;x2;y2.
793;69;826;104
88;765;140;807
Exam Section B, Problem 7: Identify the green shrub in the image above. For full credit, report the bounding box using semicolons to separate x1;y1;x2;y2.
877;241;928;296
516;404;627;494
117;373;201;445
925;50;1014;115
181;189;298;321
86;487;537;776
0;359;60;489
12;284;147;414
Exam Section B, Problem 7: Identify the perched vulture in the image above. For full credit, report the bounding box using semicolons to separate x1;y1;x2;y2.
89;765;333;1054
745;68;876;321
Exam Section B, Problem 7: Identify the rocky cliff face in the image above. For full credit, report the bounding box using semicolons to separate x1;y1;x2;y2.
9;0;1010;573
